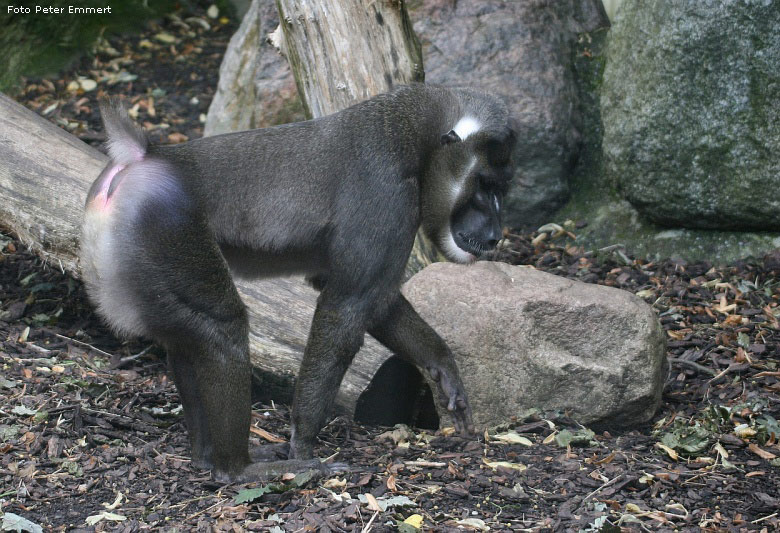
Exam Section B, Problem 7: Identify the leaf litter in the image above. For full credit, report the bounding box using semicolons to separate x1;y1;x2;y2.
3;3;780;531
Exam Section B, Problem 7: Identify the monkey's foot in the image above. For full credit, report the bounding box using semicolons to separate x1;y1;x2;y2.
249;442;290;462
232;459;348;483
427;365;476;436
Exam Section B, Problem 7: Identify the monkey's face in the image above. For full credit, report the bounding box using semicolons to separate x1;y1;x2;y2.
422;120;516;264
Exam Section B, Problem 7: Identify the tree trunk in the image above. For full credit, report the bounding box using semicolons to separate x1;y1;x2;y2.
0;93;391;414
274;0;445;274
275;0;423;117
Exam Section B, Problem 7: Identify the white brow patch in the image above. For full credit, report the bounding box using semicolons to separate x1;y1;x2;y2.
452;116;481;140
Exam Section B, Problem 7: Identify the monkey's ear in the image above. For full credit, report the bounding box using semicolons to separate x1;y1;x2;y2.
440;129;462;145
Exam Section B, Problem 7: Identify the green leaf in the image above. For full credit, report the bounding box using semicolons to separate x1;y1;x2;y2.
12;406;37;417
382;495;415;508
19;273;37;286
0;376;17;389
288;469;317;487
0;425;20;442
30;314;51;324
661;423;710;455
757;415;780;441
737;332;750;348
397;522;420;533
63;460;83;477
556;429;573;447
1;512;44;533
235;485;272;504
555;428;596;448
29;283;55;294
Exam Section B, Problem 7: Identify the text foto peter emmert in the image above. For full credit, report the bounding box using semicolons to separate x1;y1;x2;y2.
7;5;113;14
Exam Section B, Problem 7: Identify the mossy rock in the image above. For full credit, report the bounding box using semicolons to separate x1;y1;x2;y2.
601;1;780;231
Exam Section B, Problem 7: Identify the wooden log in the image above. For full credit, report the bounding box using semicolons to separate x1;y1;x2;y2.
0;93;392;413
0;94;105;274
275;0;423;117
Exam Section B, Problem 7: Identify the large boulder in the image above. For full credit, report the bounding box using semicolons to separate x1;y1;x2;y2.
554;14;780;264
205;0;609;227
602;2;780;230
402;262;667;428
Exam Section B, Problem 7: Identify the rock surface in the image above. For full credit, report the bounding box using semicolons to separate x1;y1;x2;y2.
403;262;668;428
204;0;304;136
602;2;780;230
205;0;609;227
555;17;780;263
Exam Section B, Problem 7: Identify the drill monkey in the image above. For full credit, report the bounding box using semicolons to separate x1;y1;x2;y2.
81;84;516;482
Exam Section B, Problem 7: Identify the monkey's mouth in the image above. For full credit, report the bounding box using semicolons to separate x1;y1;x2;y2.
454;231;492;257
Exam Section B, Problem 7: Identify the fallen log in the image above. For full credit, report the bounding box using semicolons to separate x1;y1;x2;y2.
0;93;394;415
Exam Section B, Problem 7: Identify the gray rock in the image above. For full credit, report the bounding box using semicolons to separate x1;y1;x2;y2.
402;262;667;428
602;1;780;230
557;195;780;264
555;19;780;264
204;0;304;136
205;0;609;227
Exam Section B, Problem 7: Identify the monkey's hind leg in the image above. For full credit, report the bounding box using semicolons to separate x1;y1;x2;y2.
126;199;255;482
83;162;256;482
89;168;348;482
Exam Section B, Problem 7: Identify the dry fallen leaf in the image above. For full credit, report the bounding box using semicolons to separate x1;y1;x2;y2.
403;514;424;529
249;426;286;443
168;132;189;144
734;424;757;439
656;442;679;461
748;443;777;460
482;458;527;471
364;493;382;512
490;431;533;446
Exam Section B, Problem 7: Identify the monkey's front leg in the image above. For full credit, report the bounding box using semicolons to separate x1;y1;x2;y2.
369;294;475;435
289;297;366;460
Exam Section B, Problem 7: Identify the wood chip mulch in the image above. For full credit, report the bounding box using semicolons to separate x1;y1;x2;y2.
2;3;779;531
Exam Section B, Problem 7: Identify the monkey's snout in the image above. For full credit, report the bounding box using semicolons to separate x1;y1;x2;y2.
455;231;493;256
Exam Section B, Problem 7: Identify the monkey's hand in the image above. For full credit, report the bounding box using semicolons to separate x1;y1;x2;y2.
427;365;475;436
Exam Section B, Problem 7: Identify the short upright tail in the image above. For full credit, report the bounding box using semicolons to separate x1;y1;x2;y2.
99;98;148;166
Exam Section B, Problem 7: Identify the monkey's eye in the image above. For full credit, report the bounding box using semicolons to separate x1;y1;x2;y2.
480;138;512;167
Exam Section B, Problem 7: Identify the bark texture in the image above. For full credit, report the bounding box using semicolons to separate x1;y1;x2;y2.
275;0;423;117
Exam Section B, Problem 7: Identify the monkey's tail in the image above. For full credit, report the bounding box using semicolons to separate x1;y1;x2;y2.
99;98;148;166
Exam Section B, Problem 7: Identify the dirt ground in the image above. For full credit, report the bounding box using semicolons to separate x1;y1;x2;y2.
2;3;779;531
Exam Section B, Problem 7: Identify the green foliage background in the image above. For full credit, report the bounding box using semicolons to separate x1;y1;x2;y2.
0;0;183;92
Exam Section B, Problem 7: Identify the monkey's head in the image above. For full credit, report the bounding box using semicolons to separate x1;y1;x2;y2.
421;89;517;264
